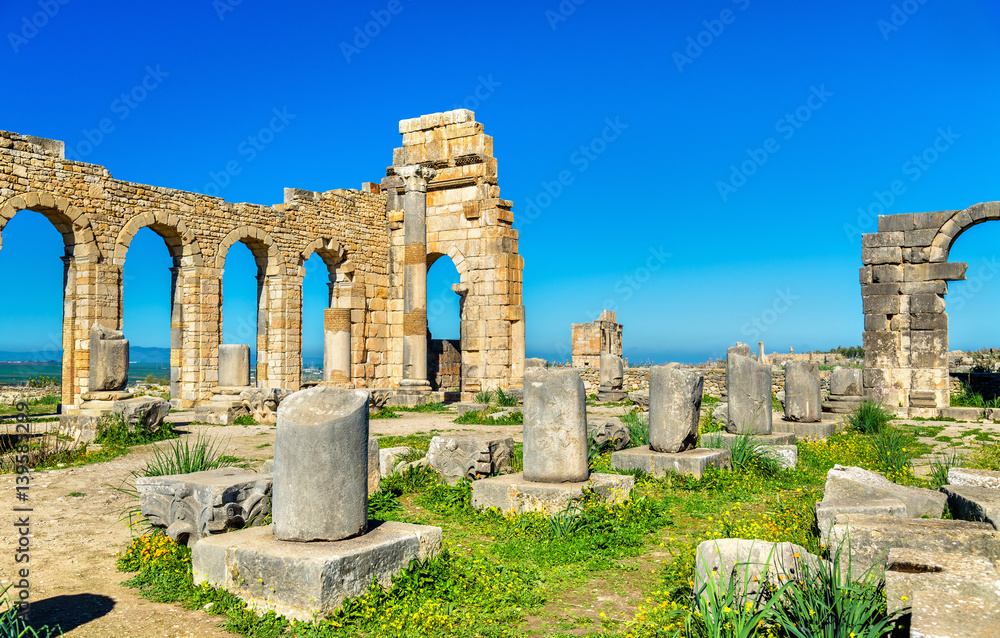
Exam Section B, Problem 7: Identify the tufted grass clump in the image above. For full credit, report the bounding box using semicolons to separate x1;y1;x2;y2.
619;409;649;447
0;585;62;636
231;414;258;426
846;400;894;435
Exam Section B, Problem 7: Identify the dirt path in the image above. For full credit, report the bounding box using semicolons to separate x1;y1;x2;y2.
0;409;506;637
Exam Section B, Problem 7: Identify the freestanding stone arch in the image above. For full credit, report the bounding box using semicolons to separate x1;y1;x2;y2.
0;191;101;406
861;201;1000;413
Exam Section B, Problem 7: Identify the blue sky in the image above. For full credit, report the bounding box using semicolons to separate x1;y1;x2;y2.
1;0;999;364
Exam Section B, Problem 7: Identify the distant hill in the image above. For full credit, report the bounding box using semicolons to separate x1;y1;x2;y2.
0;346;171;363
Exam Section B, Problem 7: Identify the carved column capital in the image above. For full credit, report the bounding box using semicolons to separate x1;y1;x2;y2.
394;165;438;193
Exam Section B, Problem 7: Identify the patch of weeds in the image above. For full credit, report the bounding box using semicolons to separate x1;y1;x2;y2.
474;389;494;404
911;416;957;423
254;443;271;449
620;409;649;447
705;432;784;476
0;584;62;636
928;451;964;490
701;395;721;406
494;387;518;407
232;414;258;426
392;402;450;414
846;399;894;434
95;413;178;449
968;441;1000;471
453;409;523;425
67;491;85;497
371;406;401;419
143;434;233;477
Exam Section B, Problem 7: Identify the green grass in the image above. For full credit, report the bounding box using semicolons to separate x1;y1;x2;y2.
232;414;258;425
67;491;85;497
141;433;233;477
0;586;62;636
392;402;451;413
371;406;401;419
453;409;523;425
846;400;894;435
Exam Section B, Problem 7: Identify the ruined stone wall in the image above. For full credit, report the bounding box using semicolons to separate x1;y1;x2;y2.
571;310;623;368
861;202;1000;412
0;131;391;407
381;110;524;393
428;339;461;391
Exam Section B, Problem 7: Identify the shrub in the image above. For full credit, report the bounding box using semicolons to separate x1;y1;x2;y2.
846;400;893;434
231;414;258;426
474;388;494;404
494;387;517;407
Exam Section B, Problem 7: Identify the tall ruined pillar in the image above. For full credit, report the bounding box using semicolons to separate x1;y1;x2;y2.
324;300;352;386
396;165;437;396
169;266;182;399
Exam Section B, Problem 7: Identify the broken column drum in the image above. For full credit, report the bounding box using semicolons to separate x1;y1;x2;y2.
784;361;822;423
89;323;129;391
726;352;773;434
272;386;370;542
522;367;589;483
218;344;251;387
649;366;704;453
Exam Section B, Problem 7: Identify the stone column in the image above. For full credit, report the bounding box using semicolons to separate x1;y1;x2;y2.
649;367;703;453
169;266;182;399
523;368;589;483
324;307;352;385
397;165;437;394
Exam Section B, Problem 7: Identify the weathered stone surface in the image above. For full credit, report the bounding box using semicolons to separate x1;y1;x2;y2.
726;354;772;434
772;419;837;440
137;467;271;546
219;344;251;387
816;498;907;538
942;484;1000;529
240;387;292;424
783;361;821;423
524;358;547;369
628;390;649;409
192;521;442;622
829;367;863;396
611;447;730;479
379;446;413;478
470;472;633;515
820;465;946;522
273;387;370;542
909;590;1000;638
426;435;514;483
89;324;128;392
827;514;1000;574
599;353;624;389
522;368;589;483
112;396;170;432
694;539;822;604
587;417;631;451
949;467;1000;490
702;431;795;449
368;437;380;497
455;402;487;416
649;366;703;453
711;402;728;425
885;548;1000;615
762;444;797;469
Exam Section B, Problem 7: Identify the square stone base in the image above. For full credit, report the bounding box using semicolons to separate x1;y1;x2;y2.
471;472;634;515
611;447;731;478
702;432;796;449
192;521;442;622
58;411;111;442
773;420;837;440
596;389;627;402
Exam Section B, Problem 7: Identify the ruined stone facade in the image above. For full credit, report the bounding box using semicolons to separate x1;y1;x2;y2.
0;110;524;407
861;202;1000;412
571;310;623;368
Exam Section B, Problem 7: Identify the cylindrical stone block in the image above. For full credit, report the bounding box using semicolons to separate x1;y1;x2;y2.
273;386;370;542
218;344;250;387
649;367;704;453
726;354;773;435
323;308;352;385
522;368;589;483
784;361;822;423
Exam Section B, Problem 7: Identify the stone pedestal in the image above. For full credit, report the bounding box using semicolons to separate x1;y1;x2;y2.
219;344;251;388
773;419;837;440
59;390;135;441
784;361;821;423
193;521;442;622
194;386;253;424
323;308;352;385
192;386;443;620
89;324;129;392
611;446;730;478
596;352;626;402
470;472;634;515
523;368;589;483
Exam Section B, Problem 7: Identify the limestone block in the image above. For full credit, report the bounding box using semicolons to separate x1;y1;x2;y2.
829;368;863;396
240;387;293;424
524;357;547;369
909;590;1000;638
89;324;129;392
725;354;772;434
112;396;170;432
649;366;703;453
192;521;442;622
136;467;271;546
819;465;946;526
426;435;514;483
273;387;370;542
599;353;624;390
219;344;251;387
523;368;589;483
587;417;630;451
611;447;730;479
763;444;798;469
379;446;413;478
470;472;633;515
694;539;822;605
827;514;1000;574
942;484;1000;529
628;390;649;409
782;361;821;423
885;548;1000;615
949;468;1000;490
816;498;908;538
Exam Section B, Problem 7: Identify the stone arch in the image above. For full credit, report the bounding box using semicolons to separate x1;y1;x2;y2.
216;226;284;277
298;237;354;282
0;191;99;258
928;202;1000;263
112;210;204;267
427;243;469;282
862;200;1000;413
